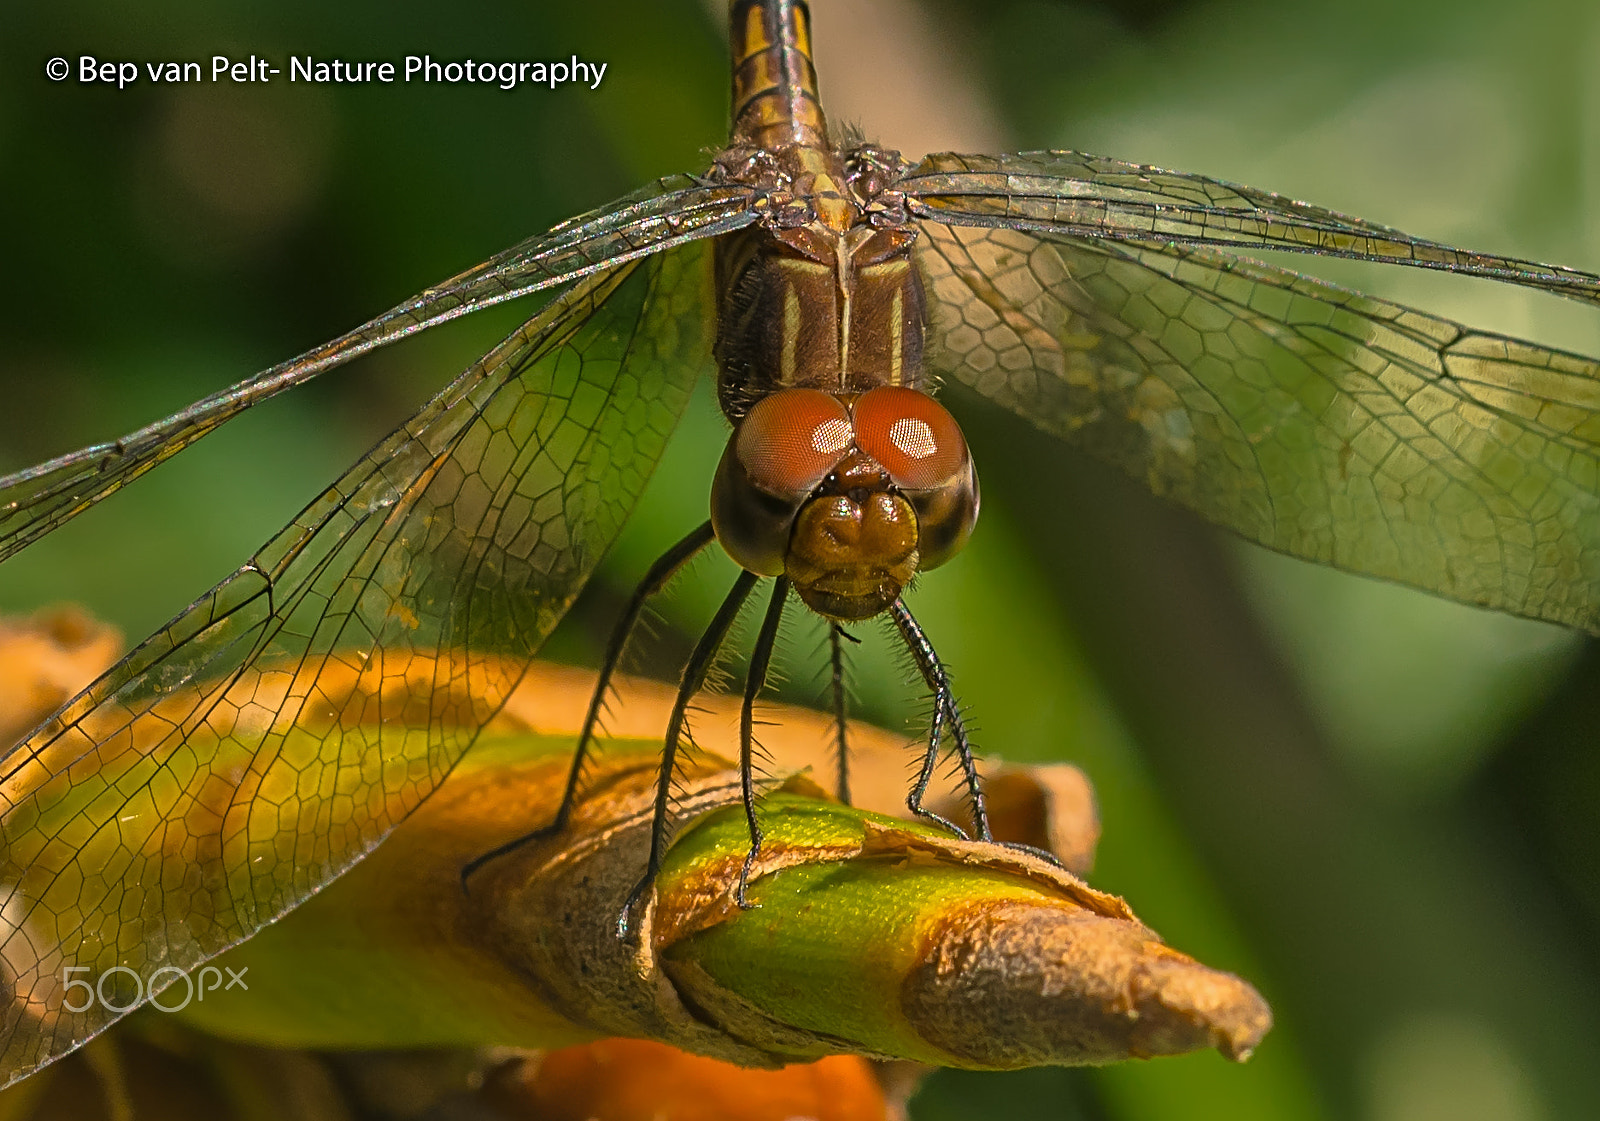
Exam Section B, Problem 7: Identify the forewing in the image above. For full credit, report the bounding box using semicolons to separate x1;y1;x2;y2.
901;152;1600;308
0;176;754;564
918;222;1600;631
0;241;715;1087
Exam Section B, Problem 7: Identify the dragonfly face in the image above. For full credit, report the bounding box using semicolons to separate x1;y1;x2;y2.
712;384;978;619
5;0;1600;1092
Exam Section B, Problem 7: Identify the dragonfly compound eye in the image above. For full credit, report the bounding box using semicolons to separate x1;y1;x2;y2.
852;387;979;571
736;389;853;496
851;387;968;491
712;389;854;577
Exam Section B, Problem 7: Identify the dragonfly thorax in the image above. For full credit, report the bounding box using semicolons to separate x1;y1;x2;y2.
711;386;979;621
712;217;925;418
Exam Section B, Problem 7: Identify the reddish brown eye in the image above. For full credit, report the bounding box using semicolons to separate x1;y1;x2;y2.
736;388;854;497
851;386;968;491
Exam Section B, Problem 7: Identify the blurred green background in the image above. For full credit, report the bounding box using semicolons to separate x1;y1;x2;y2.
3;0;1600;1117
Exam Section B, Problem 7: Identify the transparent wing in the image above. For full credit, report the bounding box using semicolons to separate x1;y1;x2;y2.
0;241;715;1087
0;176;754;563
917;221;1600;631
900;151;1600;308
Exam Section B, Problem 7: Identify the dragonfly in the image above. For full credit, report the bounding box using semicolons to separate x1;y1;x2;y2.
4;0;1600;1091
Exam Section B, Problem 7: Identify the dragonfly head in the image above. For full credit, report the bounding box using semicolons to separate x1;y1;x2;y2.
712;386;979;621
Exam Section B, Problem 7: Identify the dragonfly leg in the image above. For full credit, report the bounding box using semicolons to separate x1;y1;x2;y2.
888;605;1065;869
736;578;789;909
930;688;1067;868
888;599;989;842
460;520;716;891
618;569;760;938
939;691;992;842
829;624;854;806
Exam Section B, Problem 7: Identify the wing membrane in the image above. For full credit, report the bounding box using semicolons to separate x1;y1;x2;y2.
901;151;1600;308
0;176;754;564
918;221;1600;630
0;241;715;1087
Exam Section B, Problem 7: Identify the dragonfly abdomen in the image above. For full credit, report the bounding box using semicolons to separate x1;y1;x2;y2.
729;0;827;152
